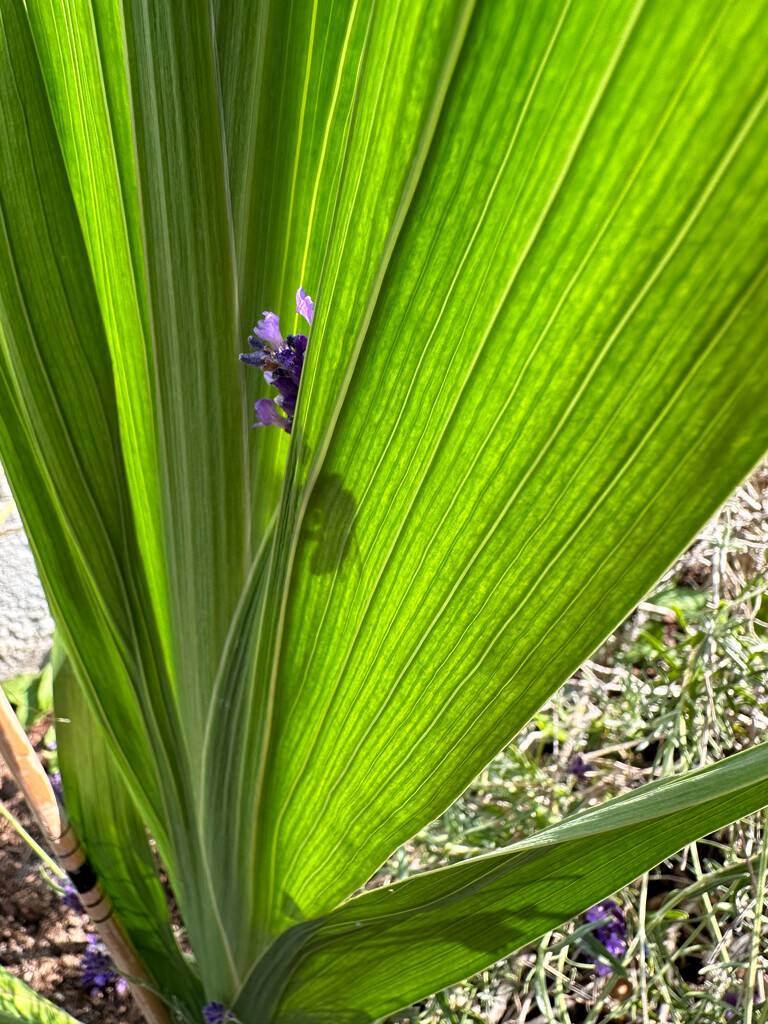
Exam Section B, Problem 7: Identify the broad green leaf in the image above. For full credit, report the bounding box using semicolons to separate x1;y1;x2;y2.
0;0;172;842
236;743;768;1021
25;0;170;660
213;0;289;540
202;0;477;966
214;0;373;542
3;0;768;1016
55;659;203;1020
237;0;768;944
120;0;251;738
118;0;281;990
0;966;81;1024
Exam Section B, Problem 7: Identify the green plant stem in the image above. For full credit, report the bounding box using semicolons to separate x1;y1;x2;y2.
0;799;65;877
637;874;650;1024
744;812;767;1024
690;842;729;962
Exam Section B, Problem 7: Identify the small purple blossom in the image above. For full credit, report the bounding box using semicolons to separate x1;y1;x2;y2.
81;934;127;997
296;286;313;325
723;988;762;1020
724;989;738;1020
253;311;283;345
240;287;313;434
203;1003;237;1023
49;771;63;801
583;899;628;975
568;754;589;782
60;882;81;911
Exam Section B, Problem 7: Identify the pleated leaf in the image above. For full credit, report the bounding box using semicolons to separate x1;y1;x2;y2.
0;0;171;843
2;0;768;1016
202;0;477;967
204;0;768;963
24;0;170;659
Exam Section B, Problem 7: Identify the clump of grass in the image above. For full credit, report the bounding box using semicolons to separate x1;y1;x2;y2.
385;465;768;1024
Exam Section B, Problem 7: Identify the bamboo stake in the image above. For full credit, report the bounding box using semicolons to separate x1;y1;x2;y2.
0;686;171;1024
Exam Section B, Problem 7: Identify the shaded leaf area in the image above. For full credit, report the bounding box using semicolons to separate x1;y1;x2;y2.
55;661;203;1021
0;964;82;1024
248;0;768;938
235;743;768;1021
120;0;250;746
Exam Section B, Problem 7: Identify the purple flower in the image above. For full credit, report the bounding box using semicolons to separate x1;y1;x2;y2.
568;755;589;782
60;882;81;911
203;1003;237;1023
81;934;127;997
583;899;627;975
724;989;763;1020
296;286;313;325
253;311;283;345
724;989;738;1020
49;771;63;801
240;286;313;434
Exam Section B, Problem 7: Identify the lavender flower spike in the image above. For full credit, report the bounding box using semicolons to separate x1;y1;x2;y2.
240;286;313;434
296;286;314;325
253;311;283;346
253;397;289;432
583;899;628;975
60;882;81;911
81;934;127;997
203;1003;237;1023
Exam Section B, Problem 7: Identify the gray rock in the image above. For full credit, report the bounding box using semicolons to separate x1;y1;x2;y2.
0;464;54;682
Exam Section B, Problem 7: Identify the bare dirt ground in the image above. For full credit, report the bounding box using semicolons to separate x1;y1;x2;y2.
0;721;138;1023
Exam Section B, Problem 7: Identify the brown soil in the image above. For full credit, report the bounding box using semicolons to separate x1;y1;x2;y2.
0;720;140;1024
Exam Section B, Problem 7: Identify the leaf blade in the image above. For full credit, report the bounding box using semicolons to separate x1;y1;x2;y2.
238;744;768;1021
0;967;82;1024
249;0;768;934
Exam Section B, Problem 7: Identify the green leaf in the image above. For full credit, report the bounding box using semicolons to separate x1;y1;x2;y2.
237;0;768;944
0;0;169;840
3;0;768;1016
121;0;251;729
0;966;82;1024
24;0;170;659
202;0;478;964
236;743;768;1021
55;658;203;1019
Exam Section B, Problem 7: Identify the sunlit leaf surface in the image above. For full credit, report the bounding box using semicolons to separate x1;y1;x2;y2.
0;0;766;1014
